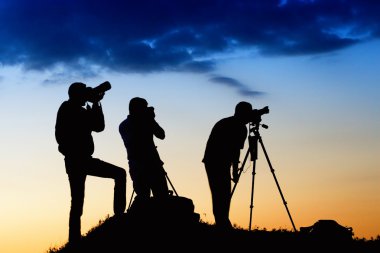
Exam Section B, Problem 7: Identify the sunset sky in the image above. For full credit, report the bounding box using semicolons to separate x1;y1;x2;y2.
1;1;379;252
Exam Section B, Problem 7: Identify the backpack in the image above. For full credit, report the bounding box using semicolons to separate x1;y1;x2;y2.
126;195;200;230
300;219;354;241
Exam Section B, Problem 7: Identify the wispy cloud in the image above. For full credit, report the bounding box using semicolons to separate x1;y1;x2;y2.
209;76;265;97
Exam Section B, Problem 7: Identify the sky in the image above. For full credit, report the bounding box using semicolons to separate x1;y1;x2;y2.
0;0;379;252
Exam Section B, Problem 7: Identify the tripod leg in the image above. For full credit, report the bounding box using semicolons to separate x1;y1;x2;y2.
127;190;135;211
231;148;250;198
248;159;257;231
163;169;179;196
258;136;298;232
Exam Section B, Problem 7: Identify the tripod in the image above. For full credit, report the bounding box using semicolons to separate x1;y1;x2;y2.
127;168;178;211
231;122;297;232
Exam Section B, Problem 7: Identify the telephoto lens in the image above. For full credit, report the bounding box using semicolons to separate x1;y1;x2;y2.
87;81;112;102
93;81;111;94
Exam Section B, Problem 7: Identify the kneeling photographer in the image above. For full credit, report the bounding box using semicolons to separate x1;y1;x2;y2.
202;101;268;231
55;81;126;245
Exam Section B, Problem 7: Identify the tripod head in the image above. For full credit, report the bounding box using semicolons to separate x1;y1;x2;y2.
247;122;268;161
231;122;268;185
249;122;268;135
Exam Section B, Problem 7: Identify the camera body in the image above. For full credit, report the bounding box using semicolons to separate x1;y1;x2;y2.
86;81;111;103
146;106;155;118
250;106;269;124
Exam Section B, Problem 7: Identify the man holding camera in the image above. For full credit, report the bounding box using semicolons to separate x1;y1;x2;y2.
55;82;126;245
202;101;253;231
119;97;169;204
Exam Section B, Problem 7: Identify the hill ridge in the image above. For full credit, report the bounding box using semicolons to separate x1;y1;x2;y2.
47;197;380;253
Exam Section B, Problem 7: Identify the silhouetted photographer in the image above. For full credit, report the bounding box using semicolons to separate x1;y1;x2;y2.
55;81;126;245
226;103;297;232
202;101;269;231
119;97;169;205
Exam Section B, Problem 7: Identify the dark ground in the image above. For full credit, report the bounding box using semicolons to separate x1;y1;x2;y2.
47;196;380;253
47;213;380;253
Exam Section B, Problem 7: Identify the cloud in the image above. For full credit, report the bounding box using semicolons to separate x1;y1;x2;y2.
209;75;265;97
0;0;379;75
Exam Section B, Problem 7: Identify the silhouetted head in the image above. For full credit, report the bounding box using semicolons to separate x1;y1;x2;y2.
68;82;87;106
234;101;252;124
129;97;148;115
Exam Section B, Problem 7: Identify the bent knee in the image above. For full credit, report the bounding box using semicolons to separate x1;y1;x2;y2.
117;168;127;179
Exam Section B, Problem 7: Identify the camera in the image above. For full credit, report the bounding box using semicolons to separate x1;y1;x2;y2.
147;106;155;118
250;106;269;123
87;81;111;102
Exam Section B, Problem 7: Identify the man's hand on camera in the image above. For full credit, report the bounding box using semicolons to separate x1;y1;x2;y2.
147;106;155;118
97;92;105;101
88;92;104;104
